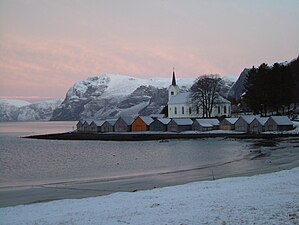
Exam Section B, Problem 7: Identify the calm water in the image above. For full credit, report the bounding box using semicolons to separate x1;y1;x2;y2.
0;122;250;188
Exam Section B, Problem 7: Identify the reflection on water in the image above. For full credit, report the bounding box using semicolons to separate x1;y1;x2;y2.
0;122;249;188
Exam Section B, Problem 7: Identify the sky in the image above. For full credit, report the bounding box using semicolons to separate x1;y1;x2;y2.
0;0;298;101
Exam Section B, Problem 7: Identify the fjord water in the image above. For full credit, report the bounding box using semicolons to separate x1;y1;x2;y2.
0;121;249;188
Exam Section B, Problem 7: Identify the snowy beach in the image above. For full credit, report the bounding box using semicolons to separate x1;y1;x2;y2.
1;167;299;225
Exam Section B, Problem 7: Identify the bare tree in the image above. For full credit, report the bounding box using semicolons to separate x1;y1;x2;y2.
190;75;223;118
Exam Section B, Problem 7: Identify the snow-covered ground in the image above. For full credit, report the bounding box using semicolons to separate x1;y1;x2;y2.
1;168;298;225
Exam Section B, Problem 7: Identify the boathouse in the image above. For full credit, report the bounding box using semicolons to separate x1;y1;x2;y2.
235;115;257;132
192;118;220;132
219;118;238;130
264;116;293;131
89;120;105;133
249;117;269;133
149;118;171;132
131;116;154;132
82;120;93;132
167;118;193;132
76;120;84;132
114;116;135;132
101;119;117;133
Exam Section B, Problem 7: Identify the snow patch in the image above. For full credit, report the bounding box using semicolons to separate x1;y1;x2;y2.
1;167;299;225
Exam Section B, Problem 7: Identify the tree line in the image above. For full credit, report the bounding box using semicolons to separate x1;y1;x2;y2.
243;57;298;116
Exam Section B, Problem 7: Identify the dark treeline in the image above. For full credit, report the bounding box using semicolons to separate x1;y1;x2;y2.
243;56;299;116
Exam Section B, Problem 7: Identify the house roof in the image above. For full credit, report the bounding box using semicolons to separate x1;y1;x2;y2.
92;120;106;126
83;120;93;125
139;116;154;125
254;117;269;125
106;118;118;126
172;118;193;125
270;116;293;126
150;114;165;118
224;118;238;125
157;118;171;125
119;116;135;125
239;115;257;124
195;118;220;126
194;119;219;128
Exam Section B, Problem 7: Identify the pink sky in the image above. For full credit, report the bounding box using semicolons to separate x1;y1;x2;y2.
0;0;298;101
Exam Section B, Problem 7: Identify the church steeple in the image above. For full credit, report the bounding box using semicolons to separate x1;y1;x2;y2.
172;68;177;86
168;68;179;100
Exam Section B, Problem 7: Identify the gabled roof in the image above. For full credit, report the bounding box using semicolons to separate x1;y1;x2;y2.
254;117;269;125
119;116;135;125
270;116;293;126
92;120;106;126
83;120;93;125
239;115;257;124
223;118;238;125
195;118;220;127
214;95;231;104
168;92;190;104
168;92;231;105
172;118;193;125
157;118;171;125
106;118;118;126
139;116;154;125
150;114;165;118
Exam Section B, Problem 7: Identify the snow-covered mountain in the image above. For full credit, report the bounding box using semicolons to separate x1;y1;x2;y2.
0;74;234;122
0;99;62;121
227;68;250;101
51;74;194;121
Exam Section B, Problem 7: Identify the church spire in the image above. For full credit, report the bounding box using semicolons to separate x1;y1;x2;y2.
172;68;177;86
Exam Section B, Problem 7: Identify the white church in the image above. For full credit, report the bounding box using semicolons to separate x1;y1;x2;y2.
167;71;231;118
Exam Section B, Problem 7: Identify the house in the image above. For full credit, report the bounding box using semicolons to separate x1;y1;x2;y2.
89;120;105;133
249;117;269;133
235;115;257;132
76;120;84;132
264;116;293;131
167;118;193;132
167;71;231;118
149;118;171;132
101;119;117;133
131;116;154;132
114;116;135;132
192;118;220;132
219;118;238;130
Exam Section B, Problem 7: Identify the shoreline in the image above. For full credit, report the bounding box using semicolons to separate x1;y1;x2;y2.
1;136;299;208
23;131;299;141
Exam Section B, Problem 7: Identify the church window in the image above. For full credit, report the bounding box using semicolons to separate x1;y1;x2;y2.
171;91;174;95
182;106;184;114
224;106;227;114
196;107;199;114
218;106;221;114
174;107;177;114
189;107;192;115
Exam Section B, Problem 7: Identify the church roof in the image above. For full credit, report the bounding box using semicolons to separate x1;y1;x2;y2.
168;92;230;105
168;92;190;104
